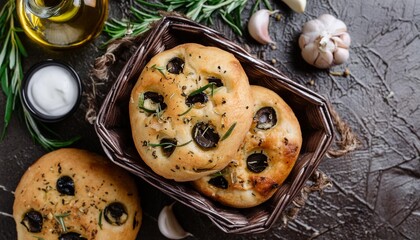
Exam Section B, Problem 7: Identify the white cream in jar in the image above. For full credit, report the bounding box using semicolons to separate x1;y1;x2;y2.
23;61;81;121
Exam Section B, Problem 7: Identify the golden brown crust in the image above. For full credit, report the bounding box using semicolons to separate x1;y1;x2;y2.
129;43;253;181
13;148;142;240
192;85;302;208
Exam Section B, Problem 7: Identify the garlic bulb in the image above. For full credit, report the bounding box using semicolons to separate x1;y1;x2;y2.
158;202;193;239
248;9;278;45
283;0;306;13
299;14;351;69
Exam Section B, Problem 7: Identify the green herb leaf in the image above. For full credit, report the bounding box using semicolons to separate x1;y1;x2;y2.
210;171;224;178
189;82;216;97
137;93;163;115
148;139;192;148
32;236;45;240
54;212;70;233
151;64;167;79
177;105;193;116
220;122;237;141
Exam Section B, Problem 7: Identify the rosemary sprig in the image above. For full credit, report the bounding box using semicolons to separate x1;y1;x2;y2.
177;105;193;116
148;139;192;148
103;0;248;43
151;64;167;79
189;82;216;97
98;210;103;230
0;0;79;150
210;171;224;178
32;236;45;240
54;212;70;233
0;0;26;139
220;122;237;141
137;93;164;116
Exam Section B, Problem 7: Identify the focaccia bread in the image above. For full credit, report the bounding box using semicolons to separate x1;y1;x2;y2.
13;148;142;240
193;85;302;208
129;43;253;181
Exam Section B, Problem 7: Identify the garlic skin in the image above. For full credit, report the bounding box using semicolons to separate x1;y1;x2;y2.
299;14;351;69
248;9;277;45
283;0;306;13
158;203;193;239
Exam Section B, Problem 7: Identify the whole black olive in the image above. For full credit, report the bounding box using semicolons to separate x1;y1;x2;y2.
208;176;228;189
160;138;177;157
59;232;87;240
143;92;167;110
104;202;128;226
21;210;43;233
246;153;268;173
186;92;208;107
254;107;277;130
166;57;184;74
192;122;220;149
56;176;75;196
207;77;223;87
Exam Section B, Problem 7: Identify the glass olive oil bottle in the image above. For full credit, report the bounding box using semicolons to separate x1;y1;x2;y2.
17;0;108;48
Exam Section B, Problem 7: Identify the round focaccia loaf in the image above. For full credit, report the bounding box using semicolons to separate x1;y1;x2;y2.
13;148;142;240
192;85;302;208
129;43;253;182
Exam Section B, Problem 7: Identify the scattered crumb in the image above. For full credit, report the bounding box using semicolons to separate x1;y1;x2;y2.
386;91;394;99
329;68;351;77
308;79;315;86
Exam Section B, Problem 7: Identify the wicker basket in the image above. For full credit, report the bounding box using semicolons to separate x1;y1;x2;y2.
95;16;334;234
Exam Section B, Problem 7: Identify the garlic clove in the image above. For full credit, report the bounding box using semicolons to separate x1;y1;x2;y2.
248;9;277;45
314;51;334;69
158;202;193;239
301;43;319;64
302;20;323;34
282;0;306;13
318;14;337;29
339;32;351;46
333;48;349;65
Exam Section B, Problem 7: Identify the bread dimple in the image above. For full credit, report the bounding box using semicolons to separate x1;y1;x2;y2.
13;148;142;240
192;85;302;208
129;43;254;182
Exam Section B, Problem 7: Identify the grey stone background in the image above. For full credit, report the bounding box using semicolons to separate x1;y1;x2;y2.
0;0;419;239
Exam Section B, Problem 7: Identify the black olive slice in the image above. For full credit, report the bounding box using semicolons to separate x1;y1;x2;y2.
56;176;75;196
192;122;220;149
144;92;167;110
59;232;87;240
254;107;277;130
21;210;43;233
208;176;228;189
207;77;223;87
186;92;208;107
160;138;177;157
104;202;128;226
246;153;268;173
166;57;184;74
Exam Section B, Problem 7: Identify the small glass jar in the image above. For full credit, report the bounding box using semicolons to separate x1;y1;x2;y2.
16;0;108;49
22;60;82;122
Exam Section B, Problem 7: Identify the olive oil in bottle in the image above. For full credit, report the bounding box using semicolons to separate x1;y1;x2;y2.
17;0;108;49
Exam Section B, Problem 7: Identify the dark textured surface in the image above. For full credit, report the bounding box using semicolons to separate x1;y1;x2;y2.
0;0;419;239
